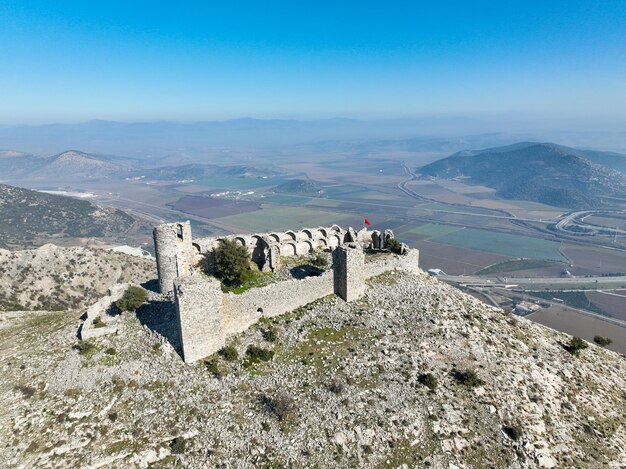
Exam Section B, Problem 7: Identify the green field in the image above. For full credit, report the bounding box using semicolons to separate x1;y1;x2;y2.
404;223;462;239
475;259;560;275
433;228;564;260
259;194;312;205
213;205;351;232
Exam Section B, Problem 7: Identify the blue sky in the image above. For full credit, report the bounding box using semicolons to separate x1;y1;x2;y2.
1;1;625;123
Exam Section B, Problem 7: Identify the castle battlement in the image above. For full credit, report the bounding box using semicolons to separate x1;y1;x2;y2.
153;222;419;363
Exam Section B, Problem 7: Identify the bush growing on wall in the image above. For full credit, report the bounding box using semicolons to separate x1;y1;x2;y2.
384;237;402;254
213;239;251;287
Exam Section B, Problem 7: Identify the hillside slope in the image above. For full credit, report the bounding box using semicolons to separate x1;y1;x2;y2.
0;245;155;311
30;150;136;179
0;183;151;249
418;142;626;208
1;272;623;468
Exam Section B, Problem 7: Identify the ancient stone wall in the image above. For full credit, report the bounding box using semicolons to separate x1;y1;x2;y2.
174;274;225;363
174;247;421;363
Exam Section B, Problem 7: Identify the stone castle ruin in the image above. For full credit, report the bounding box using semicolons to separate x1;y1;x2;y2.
153;221;420;363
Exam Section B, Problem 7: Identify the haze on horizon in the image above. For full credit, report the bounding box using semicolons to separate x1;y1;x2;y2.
1;1;626;129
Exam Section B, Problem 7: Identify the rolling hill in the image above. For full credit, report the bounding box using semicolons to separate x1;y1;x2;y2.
0;183;151;249
418;142;626;208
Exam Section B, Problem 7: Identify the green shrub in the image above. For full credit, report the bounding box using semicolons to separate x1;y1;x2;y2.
213;239;251;287
104;347;116;355
170;437;186;454
219;345;239;361
262;328;277;343
419;373;438;391
76;341;97;357
384;237;402;254
246;345;274;363
453;369;484;387
311;252;328;268
93;316;106;328
115;286;148;312
565;336;588;356
259;392;296;422
593;335;612;346
203;356;225;379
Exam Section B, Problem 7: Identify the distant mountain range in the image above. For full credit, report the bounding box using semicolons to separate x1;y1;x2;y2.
0;149;137;181
418;142;626;208
0;183;151;249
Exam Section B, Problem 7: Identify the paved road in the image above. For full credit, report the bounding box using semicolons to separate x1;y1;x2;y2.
439;274;626;288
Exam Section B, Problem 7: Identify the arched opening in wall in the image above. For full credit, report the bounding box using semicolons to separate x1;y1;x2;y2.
298;229;313;242
284;231;297;242
281;243;297;256
315;239;328;250
329;235;341;248
250;236;267;268
176;224;184;240
192;242;201;253
257;307;263;313
371;231;381;249
318;228;327;238
269;233;281;243
234;237;246;247
330;225;342;232
296;241;314;255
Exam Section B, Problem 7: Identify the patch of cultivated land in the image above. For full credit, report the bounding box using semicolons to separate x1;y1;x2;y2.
433;228;564;261
585;291;626;322
167;195;261;218
476;260;563;276
1;273;625;468
411;240;511;274
562;245;626;276
530;305;626;354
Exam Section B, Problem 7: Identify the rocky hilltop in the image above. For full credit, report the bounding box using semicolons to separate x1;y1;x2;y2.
418;142;626;208
1;271;623;468
0;183;151;249
0;244;154;311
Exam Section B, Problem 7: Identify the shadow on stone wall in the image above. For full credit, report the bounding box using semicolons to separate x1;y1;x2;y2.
135;299;182;358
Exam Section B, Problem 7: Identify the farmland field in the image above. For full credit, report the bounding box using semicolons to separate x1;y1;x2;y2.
410;239;511;274
211;205;354;232
530;306;626;354
167;196;260;218
475;259;562;275
562;245;626;276
432;228;564;260
403;223;463;239
585;291;626;322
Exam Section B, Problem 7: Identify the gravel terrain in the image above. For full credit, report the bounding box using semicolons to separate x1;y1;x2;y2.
0;271;624;468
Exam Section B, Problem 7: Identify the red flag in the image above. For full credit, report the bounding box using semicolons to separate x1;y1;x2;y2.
364;218;372;226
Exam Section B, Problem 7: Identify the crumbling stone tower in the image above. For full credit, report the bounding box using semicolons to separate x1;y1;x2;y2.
153;221;194;294
333;243;365;302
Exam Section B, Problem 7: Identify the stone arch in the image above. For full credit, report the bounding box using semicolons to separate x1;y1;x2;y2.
318;228;328;238
298;229;313;241
192;242;201;253
315;238;328;250
269;233;281;243
296;240;313;255
234;236;247;247
330;224;342;232
176;223;184;240
329;235;341;248
280;243;297;256
371;230;382;249
250;235;268;267
284;231;297;241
